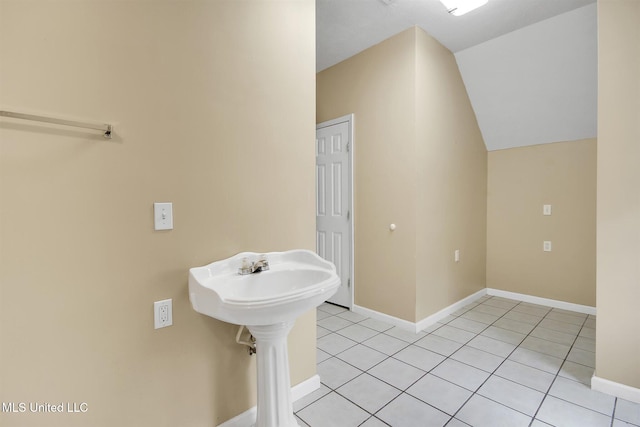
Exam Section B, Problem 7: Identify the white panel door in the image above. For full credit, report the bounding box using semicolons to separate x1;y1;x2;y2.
316;118;352;308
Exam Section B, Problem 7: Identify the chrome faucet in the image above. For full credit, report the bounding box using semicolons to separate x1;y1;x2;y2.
238;255;270;275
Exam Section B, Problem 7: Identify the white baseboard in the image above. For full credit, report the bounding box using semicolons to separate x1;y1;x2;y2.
291;374;321;402
592;375;640;404
415;289;487;332
352;305;417;332
353;289;487;333
217;375;320;427
218;406;256;427
353;288;597;334
486;288;596;316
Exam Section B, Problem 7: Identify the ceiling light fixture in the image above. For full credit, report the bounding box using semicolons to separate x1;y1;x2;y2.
439;0;488;16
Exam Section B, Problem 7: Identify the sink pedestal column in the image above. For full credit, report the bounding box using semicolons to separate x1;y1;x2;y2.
247;321;299;427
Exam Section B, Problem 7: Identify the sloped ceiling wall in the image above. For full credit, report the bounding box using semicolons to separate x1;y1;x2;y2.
455;4;597;151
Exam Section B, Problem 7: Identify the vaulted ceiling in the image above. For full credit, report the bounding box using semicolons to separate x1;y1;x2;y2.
316;0;597;151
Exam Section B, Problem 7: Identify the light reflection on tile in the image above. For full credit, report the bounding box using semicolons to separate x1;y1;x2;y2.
300;299;614;427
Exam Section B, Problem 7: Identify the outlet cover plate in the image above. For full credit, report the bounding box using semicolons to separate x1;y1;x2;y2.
154;299;173;329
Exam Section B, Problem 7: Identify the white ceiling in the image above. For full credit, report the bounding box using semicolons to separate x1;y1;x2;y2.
316;0;595;71
316;0;598;151
455;4;597;150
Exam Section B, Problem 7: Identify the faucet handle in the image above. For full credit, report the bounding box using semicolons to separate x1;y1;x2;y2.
258;254;269;270
238;257;252;275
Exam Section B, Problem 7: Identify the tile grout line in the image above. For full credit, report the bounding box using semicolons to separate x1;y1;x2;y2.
446;299;553;425
314;301;604;427
371;297;544;426
322;299;542;423
314;306;429;421
414;300;597;424
313;334;416;424
527;312;599;426
610;398;618;427
371;298;544;425
318;304;452;424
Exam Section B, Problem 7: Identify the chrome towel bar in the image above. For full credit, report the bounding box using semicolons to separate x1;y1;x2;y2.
0;110;113;139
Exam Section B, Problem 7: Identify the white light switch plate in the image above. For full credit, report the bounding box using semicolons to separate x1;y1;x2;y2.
154;202;173;230
543;241;552;252
543;204;552;216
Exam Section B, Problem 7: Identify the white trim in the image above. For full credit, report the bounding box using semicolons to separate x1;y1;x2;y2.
316;114;353;129
217;407;256;427
486;288;596;315
415;289;487;332
217;375;321;427
291;374;321;402
316;114;355;310
352;304;417;332
354;288;597;334
592;375;640;404
353;289;488;333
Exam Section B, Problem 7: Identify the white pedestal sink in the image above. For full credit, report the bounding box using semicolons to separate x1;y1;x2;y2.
188;250;340;427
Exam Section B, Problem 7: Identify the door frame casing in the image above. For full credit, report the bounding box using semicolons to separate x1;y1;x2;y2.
316;114;354;309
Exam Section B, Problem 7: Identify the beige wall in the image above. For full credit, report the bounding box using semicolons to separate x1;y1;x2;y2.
317;27;487;322
596;0;640;389
0;1;317;426
317;28;418;321
415;29;487;320
487;139;597;306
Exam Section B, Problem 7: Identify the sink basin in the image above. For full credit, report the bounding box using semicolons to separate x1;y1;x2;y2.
188;249;340;325
189;250;340;427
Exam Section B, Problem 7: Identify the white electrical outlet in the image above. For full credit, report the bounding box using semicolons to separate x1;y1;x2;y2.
543;204;552;216
543;241;552;252
454;249;460;262
154;299;173;329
